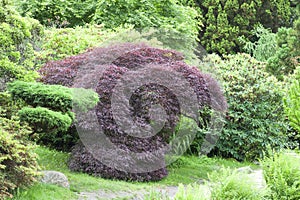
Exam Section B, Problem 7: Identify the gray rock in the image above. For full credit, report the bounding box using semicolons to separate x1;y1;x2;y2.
248;169;266;190
237;166;254;174
40;170;70;189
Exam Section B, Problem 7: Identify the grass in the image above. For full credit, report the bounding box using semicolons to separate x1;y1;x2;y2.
13;184;77;200
11;145;258;199
159;155;256;185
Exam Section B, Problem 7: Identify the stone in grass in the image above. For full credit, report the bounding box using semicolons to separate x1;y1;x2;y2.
236;166;254;174
40;170;70;189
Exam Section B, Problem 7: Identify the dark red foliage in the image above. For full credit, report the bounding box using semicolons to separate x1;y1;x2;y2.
68;142;168;182
112;47;184;69
39;43;227;181
38;54;87;86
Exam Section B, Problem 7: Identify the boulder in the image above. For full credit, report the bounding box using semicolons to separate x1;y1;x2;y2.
40;170;70;189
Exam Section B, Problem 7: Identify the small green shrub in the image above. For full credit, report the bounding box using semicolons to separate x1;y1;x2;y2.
8;81;72;112
8;81;99;113
206;53;288;160
18;107;74;133
170;112;212;156
262;151;300;199
0;117;39;199
0;0;43;88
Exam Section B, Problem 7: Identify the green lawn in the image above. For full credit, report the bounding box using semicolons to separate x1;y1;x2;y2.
12;146;257;200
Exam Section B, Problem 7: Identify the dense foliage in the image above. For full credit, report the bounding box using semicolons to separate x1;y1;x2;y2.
0;92;25;120
0;117;39;199
1;0;299;195
8;81;99;112
196;0;291;54
18;0;200;57
93;0;200;55
242;18;300;80
39;43;226;181
18;0;97;27
0;0;43;89
8;81;73;112
37;25;105;64
206;53;287;160
18;107;74;134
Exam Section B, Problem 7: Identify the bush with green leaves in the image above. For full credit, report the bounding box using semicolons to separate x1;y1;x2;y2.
0;117;39;199
36;25;106;65
7;81;99;151
205;53;287;161
18;0;97;27
169;108;215;156
262;151;300;199
0;0;43;89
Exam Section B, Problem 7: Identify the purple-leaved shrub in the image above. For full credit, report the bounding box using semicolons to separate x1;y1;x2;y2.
39;43;227;181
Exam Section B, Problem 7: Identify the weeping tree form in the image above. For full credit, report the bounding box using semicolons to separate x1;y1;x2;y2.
38;43;227;181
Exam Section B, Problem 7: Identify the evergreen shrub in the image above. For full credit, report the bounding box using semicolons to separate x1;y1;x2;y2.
0;117;39;199
206;53;287;160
